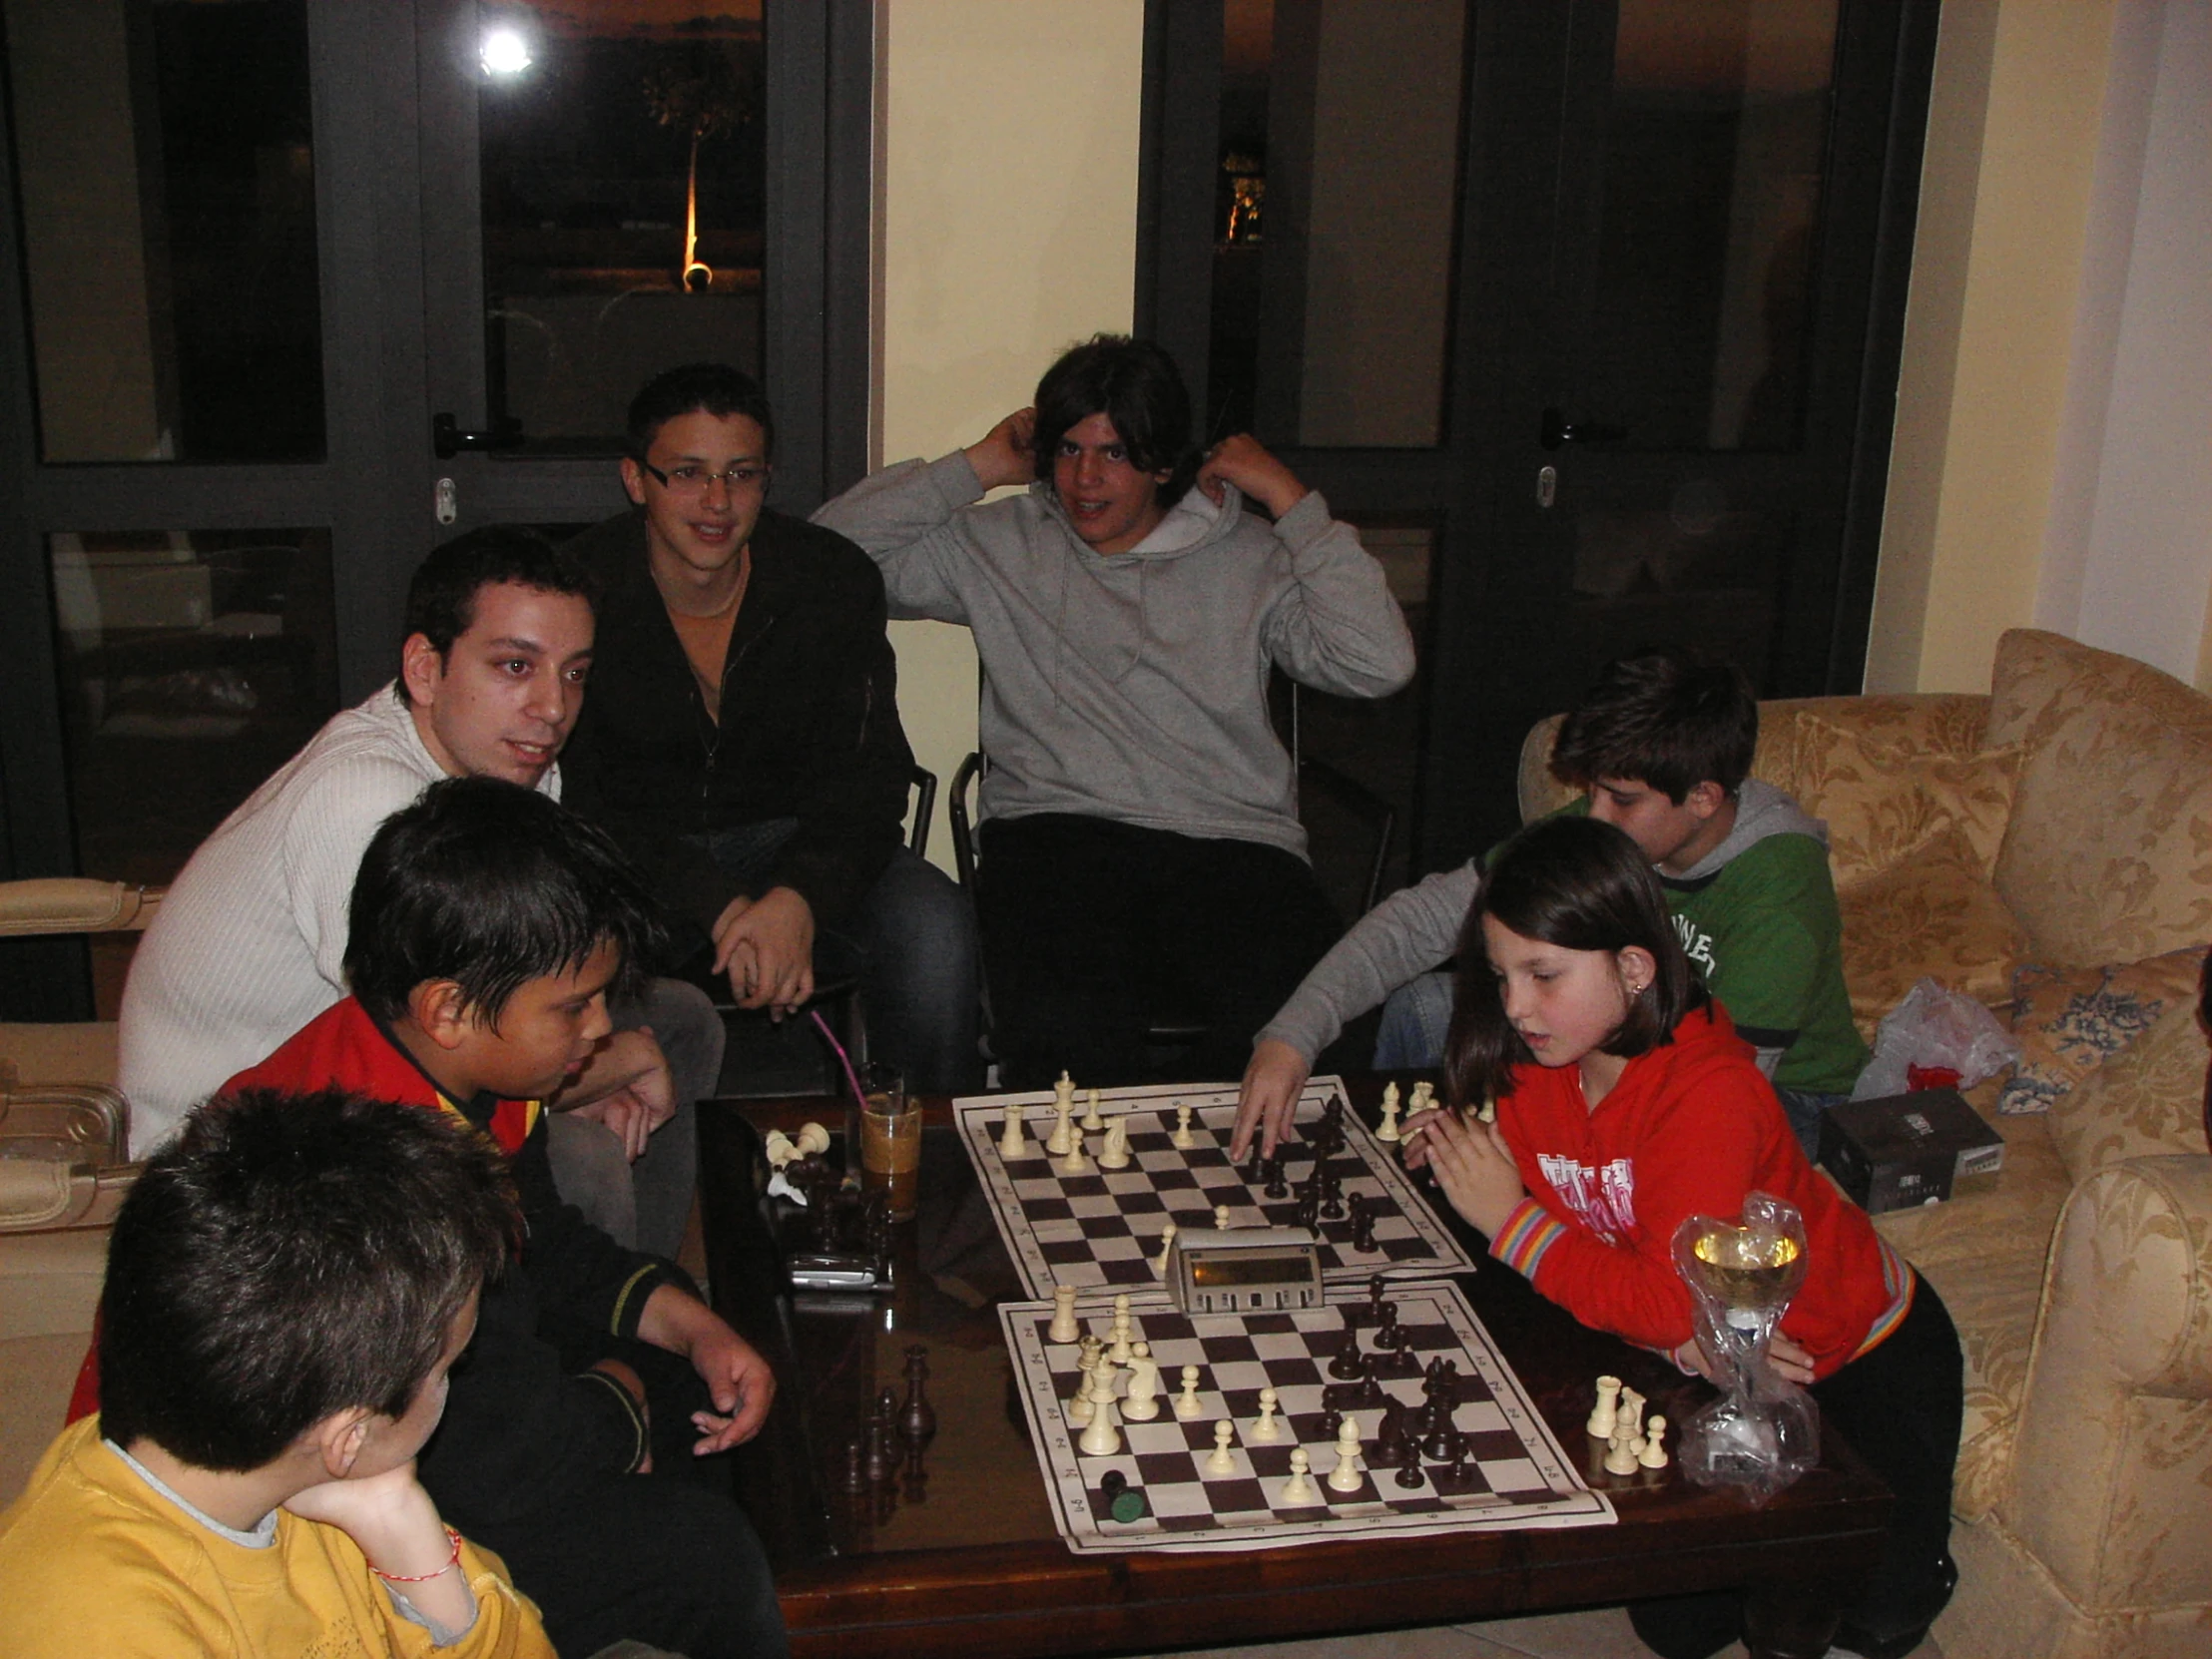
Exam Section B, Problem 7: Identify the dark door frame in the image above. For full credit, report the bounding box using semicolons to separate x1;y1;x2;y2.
1136;0;1939;875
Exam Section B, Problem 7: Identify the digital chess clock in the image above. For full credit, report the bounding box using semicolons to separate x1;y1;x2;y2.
1167;1227;1323;1315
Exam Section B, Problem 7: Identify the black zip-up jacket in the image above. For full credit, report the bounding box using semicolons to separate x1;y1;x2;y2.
561;506;913;943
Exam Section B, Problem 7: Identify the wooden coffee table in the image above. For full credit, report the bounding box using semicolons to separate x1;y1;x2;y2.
697;1084;1889;1659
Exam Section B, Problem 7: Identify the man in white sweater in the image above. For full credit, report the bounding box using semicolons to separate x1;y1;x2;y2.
116;528;718;1256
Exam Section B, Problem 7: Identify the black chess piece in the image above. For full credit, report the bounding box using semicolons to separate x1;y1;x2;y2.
901;1436;928;1506
842;1437;868;1494
1390;1416;1423;1487
1350;1195;1377;1253
1320;1181;1346;1222
1433;1441;1471;1494
1421;1404;1464;1465
900;1346;937;1446
1328;1322;1365;1382
1296;1188;1322;1233
1373;1398;1405;1465
1099;1468;1148;1523
1356;1353;1386;1408
1316;1406;1342;1440
863;1417;894;1486
1263;1154;1288;1199
1367;1275;1387;1321
1394;1457;1425;1490
1246;1148;1265;1187
1375;1300;1401;1350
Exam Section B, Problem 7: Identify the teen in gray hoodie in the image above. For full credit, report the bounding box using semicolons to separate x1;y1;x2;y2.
815;335;1414;1086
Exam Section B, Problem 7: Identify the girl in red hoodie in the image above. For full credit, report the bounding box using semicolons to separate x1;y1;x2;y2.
1403;815;1959;1659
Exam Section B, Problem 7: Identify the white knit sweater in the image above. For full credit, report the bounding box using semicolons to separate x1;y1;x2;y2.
116;685;559;1154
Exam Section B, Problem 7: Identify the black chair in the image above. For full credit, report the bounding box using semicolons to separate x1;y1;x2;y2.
945;743;1397;1077
704;765;936;1100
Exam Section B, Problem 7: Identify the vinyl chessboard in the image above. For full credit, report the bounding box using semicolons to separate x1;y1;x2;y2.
1000;1279;1613;1553
952;1078;1476;1303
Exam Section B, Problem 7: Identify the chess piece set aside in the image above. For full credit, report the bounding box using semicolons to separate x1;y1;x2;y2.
840;1346;939;1521
764;1121;893;1293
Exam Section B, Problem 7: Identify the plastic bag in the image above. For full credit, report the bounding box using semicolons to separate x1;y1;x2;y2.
1672;1193;1820;1504
1850;976;2021;1101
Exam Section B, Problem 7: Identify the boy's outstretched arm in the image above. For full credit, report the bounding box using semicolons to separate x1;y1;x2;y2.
636;1287;777;1451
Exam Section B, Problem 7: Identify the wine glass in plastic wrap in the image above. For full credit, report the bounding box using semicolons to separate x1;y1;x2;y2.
1671;1191;1820;1502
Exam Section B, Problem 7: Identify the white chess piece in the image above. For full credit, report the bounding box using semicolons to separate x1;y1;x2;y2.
1409;1081;1433;1113
795;1122;831;1157
1587;1376;1622;1438
1121;1343;1161;1420
1067;1354;1098;1426
1205;1419;1238;1475
1059;1127;1090;1176
1047;1095;1075;1157
1249;1385;1282;1441
1280;1446;1316;1504
1618;1385;1646;1446
999;1101;1028;1159
1174;1365;1203;1420
1154;1221;1179;1278
1378;1083;1402;1143
763;1128;797;1169
1055;1070;1076;1111
1213;1203;1233;1231
1476;1092;1496;1125
1170;1103;1196;1149
1638;1414;1670;1469
1604;1431;1640;1476
1079;1392;1122;1457
1048;1284;1080;1344
1108;1295;1134;1365
1081;1087;1106;1132
1097;1119;1130;1170
1328;1416;1365;1492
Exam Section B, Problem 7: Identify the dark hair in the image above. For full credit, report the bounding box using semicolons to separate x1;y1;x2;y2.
1549;649;1759;803
344;776;667;1027
98;1087;517;1471
400;525;595;687
626;361;777;463
1443;815;1708;1111
1031;334;1198;508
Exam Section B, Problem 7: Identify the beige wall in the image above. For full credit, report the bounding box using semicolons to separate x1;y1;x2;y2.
1868;0;2117;694
874;2;1148;866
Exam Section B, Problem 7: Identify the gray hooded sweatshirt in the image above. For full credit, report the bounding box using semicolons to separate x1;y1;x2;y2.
815;450;1415;857
1258;779;1831;1075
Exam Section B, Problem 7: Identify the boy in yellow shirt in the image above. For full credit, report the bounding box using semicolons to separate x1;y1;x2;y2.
0;1087;553;1658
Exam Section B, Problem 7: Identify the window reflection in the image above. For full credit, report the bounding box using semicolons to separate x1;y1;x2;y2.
477;1;766;453
3;0;323;463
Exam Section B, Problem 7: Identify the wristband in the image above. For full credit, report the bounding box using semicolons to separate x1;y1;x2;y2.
370;1524;462;1582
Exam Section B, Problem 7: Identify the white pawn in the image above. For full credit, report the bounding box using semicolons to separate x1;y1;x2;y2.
1638;1414;1670;1470
1047;1094;1075;1157
1604;1431;1640;1476
1249;1385;1282;1441
1108;1294;1134;1364
763;1128;797;1169
1214;1203;1234;1232
1378;1082;1402;1143
1121;1343;1161;1420
1328;1415;1365;1492
1048;1284;1080;1344
1097;1119;1131;1170
1154;1221;1179;1278
1081;1087;1106;1132
999;1101;1029;1159
1174;1365;1204;1420
1079;1392;1122;1457
1059;1126;1090;1176
1280;1446;1317;1504
1205;1419;1238;1475
1586;1375;1622;1438
1170;1103;1196;1149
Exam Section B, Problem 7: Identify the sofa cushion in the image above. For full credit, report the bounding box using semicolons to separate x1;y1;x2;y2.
1987;633;2212;965
1838;828;2029;1035
1999;948;2207;1116
2046;995;2212;1183
1790;713;2019;888
1873;1094;2069;1523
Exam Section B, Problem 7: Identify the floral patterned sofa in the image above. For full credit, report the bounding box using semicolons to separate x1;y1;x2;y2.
1522;629;2212;1659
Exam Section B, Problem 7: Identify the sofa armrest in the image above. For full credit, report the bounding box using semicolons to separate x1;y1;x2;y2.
2004;1155;2212;1610
0;878;162;936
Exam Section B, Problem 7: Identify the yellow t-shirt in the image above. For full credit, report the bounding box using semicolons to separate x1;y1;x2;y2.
0;1416;553;1659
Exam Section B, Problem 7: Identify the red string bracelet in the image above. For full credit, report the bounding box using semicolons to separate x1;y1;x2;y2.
370;1524;462;1583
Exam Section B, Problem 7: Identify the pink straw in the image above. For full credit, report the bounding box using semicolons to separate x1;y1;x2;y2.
811;1008;868;1109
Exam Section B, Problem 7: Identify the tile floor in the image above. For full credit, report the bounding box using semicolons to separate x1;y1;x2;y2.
1125;1607;1943;1659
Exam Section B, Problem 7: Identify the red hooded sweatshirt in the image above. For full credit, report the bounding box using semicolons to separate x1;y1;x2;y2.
1486;1003;1913;1380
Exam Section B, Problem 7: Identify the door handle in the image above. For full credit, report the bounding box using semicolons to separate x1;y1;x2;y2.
432;412;524;458
1538;407;1628;451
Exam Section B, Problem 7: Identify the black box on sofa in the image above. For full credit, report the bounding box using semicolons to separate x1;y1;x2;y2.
1818;1088;2004;1214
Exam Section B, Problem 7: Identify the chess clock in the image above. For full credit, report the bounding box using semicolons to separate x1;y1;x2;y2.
1167;1226;1323;1315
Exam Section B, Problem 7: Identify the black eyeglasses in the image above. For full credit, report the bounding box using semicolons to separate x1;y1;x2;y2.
639;459;772;495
